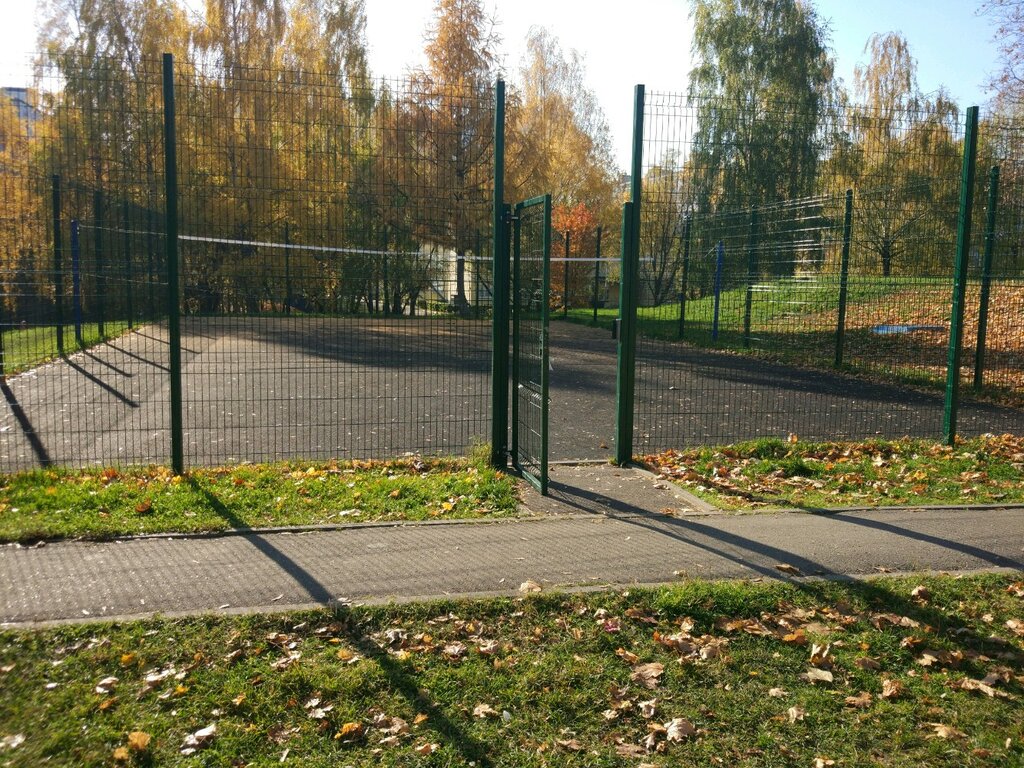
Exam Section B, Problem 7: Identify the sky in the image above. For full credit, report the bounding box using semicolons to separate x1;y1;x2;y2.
0;0;1003;168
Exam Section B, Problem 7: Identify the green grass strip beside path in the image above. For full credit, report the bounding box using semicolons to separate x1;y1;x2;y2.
1;573;1021;766
645;435;1024;511
0;457;518;543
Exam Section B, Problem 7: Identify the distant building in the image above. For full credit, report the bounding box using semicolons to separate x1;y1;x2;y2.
1;87;40;125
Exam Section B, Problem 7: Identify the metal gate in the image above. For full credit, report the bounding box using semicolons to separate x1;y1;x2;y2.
511;195;551;493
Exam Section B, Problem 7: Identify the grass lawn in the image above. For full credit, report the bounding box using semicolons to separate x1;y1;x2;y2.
1;321;133;376
565;276;1024;408
644;435;1024;511
0;456;518;543
0;573;1022;766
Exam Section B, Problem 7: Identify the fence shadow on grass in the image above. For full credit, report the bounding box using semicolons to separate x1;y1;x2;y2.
189;478;493;766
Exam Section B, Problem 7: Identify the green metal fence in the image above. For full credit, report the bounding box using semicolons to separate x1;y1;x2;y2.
0;53;501;471
3;58;1024;473
620;90;1024;457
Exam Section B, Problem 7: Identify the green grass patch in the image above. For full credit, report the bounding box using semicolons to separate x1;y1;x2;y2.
0;457;518;543
1;573;1022;766
2;321;133;375
565;276;910;345
645;435;1024;510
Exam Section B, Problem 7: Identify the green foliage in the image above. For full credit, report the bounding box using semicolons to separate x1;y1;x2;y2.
0;458;518;542
687;0;838;214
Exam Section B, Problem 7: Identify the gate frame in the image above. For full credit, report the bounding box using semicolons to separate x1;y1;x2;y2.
510;194;552;494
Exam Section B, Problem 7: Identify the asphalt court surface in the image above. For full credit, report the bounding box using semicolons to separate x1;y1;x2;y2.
1;318;1022;470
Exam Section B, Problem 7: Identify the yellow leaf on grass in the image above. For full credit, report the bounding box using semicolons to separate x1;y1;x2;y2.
127;731;151;752
881;679;904;699
630;662;664;690
928;723;965;740
473;703;499;718
335;722;364;741
844;691;873;708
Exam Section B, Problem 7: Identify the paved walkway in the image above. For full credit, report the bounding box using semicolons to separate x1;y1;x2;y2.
2;465;1022;626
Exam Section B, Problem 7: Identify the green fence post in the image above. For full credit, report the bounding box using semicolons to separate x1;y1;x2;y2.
943;105;979;446
743;206;759;348
592;225;602;325
51;174;64;357
93;189;106;339
284;222;292;316
974;164;1000;390
615;83;644;466
678;212;692;340
490;79;509;469
615;202;636;465
0;283;5;382
122;200;134;330
71;220;83;344
563;230;570;318
835;189;854;367
146;205;156;320
163;52;184;474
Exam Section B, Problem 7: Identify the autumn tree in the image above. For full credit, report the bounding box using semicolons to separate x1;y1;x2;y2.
405;0;498;314
638;151;693;305
687;0;837;220
980;0;1024;108
828;33;962;276
509;27;616;310
0;91;47;318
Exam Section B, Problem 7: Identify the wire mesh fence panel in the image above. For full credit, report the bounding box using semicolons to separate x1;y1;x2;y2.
632;91;1024;454
0;56;173;471
0;54;495;471
963;114;1024;410
172;65;494;465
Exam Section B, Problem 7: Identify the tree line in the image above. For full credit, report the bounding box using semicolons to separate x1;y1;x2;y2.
1;0;618;319
2;0;1022;323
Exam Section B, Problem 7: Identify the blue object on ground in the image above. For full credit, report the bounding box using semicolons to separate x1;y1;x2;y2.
872;324;946;335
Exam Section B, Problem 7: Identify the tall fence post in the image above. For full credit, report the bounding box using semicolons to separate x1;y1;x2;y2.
743;206;759;348
490;79;509;469
0;283;5;382
615;83;644;466
562;230;570;318
163;52;185;474
712;241;724;342
93;189;106;339
592;225;602;325
51;174;64;357
71;219;83;345
678;212;692;340
943;105;979;446
974;164;1000;390
835;189;854;367
146;206;156;320
122;200;134;330
284;222;292;316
